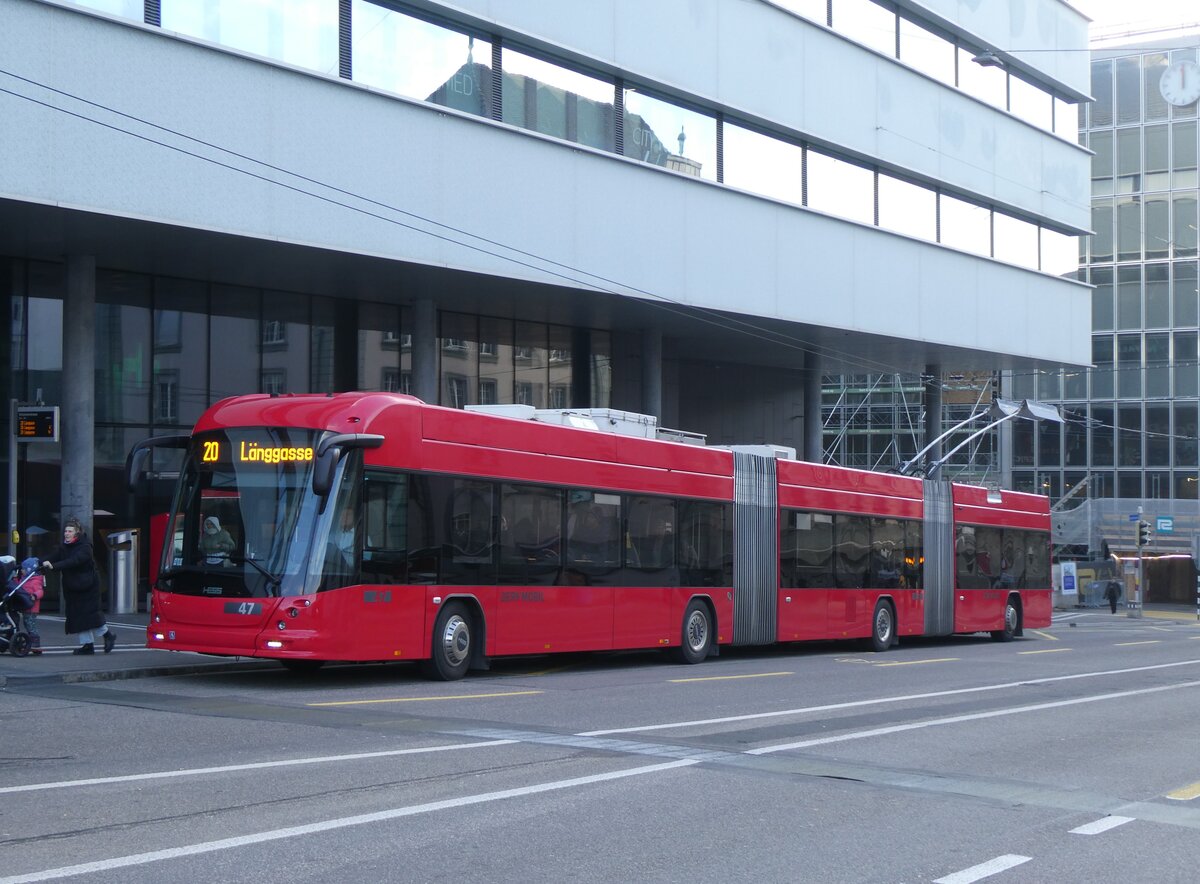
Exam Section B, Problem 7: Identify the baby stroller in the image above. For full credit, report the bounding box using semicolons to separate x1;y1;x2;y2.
0;564;38;657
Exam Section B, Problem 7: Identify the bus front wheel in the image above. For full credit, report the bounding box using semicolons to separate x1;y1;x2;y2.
870;600;895;652
672;599;713;664
422;601;473;681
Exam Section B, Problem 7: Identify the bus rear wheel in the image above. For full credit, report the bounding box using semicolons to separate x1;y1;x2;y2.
991;597;1020;642
672;599;713;664
870;600;895;652
422;601;472;681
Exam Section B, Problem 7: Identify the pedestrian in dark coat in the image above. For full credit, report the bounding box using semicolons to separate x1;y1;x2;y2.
42;516;114;655
1103;580;1121;614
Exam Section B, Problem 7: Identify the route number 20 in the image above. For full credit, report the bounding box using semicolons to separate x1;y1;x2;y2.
201;441;220;462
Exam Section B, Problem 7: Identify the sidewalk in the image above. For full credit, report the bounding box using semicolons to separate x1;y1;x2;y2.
0;610;273;687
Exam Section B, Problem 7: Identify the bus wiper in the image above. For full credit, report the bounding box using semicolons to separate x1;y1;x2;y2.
228;553;282;596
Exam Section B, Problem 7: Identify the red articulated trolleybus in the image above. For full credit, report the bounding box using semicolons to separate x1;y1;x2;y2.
127;393;1052;679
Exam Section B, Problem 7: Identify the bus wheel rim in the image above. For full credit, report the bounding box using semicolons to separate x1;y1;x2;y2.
440;615;470;666
686;610;708;651
876;607;892;641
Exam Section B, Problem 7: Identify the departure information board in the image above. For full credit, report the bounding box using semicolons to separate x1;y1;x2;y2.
15;406;59;442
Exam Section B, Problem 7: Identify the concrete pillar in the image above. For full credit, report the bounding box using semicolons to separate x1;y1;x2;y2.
571;328;592;408
412;298;438;404
641;328;662;419
63;255;95;536
803;350;823;463
923;363;943;468
334;303;357;392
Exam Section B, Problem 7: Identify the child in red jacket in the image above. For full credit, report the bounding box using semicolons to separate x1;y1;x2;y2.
14;556;44;654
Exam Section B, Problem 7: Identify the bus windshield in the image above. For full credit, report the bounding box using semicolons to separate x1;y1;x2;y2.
158;428;324;598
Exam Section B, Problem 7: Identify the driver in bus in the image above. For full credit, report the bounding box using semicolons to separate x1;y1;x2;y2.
200;516;235;565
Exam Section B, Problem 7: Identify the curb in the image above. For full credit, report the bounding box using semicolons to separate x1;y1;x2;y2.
0;659;274;688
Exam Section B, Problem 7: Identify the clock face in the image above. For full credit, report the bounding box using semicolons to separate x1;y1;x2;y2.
1160;60;1200;108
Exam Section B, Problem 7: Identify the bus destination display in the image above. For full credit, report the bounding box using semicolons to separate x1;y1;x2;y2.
199;439;315;465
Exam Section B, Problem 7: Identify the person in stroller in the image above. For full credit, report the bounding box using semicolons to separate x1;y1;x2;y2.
11;557;44;654
1;555;39;656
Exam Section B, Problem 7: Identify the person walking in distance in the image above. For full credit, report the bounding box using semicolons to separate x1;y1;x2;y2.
42;517;114;654
1104;580;1121;614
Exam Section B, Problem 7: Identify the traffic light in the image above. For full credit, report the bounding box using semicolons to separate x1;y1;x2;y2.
1137;520;1151;547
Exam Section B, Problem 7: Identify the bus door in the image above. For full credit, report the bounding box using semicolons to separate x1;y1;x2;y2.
778;510;829;641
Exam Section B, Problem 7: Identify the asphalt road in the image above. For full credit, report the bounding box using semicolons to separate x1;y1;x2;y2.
4;609;1200;883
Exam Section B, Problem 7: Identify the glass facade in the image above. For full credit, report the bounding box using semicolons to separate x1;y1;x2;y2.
1018;43;1200;541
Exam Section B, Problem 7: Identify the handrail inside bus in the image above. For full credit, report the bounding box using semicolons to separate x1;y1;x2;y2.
125;434;190;492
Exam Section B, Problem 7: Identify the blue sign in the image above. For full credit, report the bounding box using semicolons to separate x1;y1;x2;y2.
1064;574;1075;590
1129;513;1139;522
1157;516;1174;534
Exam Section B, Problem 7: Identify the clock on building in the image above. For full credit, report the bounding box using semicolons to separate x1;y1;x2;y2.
1159;59;1200;107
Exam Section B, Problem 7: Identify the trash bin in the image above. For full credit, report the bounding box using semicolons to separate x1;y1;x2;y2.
108;529;139;615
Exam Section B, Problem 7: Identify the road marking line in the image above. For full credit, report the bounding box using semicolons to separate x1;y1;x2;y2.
0;759;697;883
1115;640;1160;647
1031;629;1058;640
875;658;958;667
669;671;792;683
1070;815;1134;834
1148;626;1173;632
307;690;542;707
1018;648;1070;655
934;854;1030;883
1167;781;1200;801
580;658;1200;736
0;741;517;796
745;679;1200;755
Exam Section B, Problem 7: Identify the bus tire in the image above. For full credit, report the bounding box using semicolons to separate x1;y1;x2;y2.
280;659;325;674
991;596;1021;642
870;600;895;652
422;601;472;681
673;599;713;665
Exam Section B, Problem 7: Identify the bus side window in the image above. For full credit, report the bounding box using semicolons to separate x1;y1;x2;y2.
362;471;409;584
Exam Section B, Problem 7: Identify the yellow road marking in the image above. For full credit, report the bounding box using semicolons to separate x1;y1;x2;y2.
1167;781;1200;801
670;671;792;683
1115;640;1161;647
307;690;542;707
511;665;578;677
1018;648;1071;655
1031;630;1058;640
875;657;958;667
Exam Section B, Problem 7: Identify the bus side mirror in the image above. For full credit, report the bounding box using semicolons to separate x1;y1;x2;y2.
312;433;385;499
126;434;189;492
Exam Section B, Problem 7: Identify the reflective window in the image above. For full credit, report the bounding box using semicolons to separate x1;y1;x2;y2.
722;124;803;205
1092;336;1114;401
940;194;991;256
162;0;338;74
154;278;208;428
479;316;513;406
351;2;491;117
835;0;896;56
1176;403;1199;467
68;0;142;19
1175;122;1198;189
1053;97;1078;140
622;89;716;181
514;321;547;408
440;312;477;407
1038;419;1061;467
897;16;955;85
1091;403;1114;465
1117;471;1142;498
1012;419;1034;467
1091;266;1113;332
1091;61;1113;127
502;48;614;151
1041;228;1078;276
1178;472;1199;499
957;47;1007;109
1146;333;1170;399
1176;196;1199;258
310;296;338;394
1117;334;1141;400
209;285;260;402
1114;57;1141;125
1064;413;1088;466
806;150;874;225
1176;263;1200;327
1009;75;1052;131
547;325;573;411
993;213;1038;269
1145;125;1169;191
1145;196;1170;260
1117;266;1141;331
499;484;561;585
1146;264;1170;329
1117;404;1142;466
1145;54;1169;122
1116;196;1141;262
591;330;612;408
1170;332;1195;402
358;302;399;393
878;173;936;241
1116;128;1140;193
1090;130;1113;197
261;290;309;395
1171;48;1198;120
96;271;151;426
1091;200;1114;263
